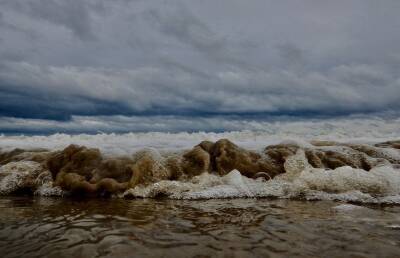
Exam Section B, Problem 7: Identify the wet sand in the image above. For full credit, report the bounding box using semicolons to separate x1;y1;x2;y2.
1;197;399;258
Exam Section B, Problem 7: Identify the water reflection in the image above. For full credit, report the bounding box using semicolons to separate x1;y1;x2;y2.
0;197;399;258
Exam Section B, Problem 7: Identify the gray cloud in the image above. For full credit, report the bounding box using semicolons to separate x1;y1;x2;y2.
3;0;97;40
0;0;399;132
144;5;245;67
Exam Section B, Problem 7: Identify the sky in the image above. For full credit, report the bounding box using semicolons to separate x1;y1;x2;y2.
0;0;399;133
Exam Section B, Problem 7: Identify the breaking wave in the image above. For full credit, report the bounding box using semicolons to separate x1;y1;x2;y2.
123;151;400;204
1;130;400;204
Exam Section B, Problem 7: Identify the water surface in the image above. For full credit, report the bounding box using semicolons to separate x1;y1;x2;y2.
0;197;399;258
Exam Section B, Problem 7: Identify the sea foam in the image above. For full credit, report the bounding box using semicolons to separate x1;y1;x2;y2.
121;165;400;204
1;115;399;155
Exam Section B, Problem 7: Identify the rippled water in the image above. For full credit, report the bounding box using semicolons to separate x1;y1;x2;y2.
0;197;400;258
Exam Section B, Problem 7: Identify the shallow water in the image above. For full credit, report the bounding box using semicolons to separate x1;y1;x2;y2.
0;197;400;258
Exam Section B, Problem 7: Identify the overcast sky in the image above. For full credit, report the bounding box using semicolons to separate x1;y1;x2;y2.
0;0;399;133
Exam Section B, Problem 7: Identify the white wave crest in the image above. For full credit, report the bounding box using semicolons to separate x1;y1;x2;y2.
1;115;400;155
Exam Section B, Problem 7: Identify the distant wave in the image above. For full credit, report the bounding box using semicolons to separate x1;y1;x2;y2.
1;113;400;155
0;111;399;135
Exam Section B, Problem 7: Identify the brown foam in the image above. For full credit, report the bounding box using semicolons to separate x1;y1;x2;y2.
0;139;399;196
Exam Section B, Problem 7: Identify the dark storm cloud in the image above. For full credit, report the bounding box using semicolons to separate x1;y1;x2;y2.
0;0;399;131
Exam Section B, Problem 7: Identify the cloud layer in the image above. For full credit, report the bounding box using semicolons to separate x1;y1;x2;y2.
0;0;399;131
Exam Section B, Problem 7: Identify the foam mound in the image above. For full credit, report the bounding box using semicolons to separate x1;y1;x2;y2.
0;138;400;204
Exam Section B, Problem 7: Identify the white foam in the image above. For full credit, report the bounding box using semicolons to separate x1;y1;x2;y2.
1;115;399;155
33;171;65;196
0;161;41;194
34;183;65;196
122;165;400;204
333;204;366;211
123;170;271;199
0;161;64;196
